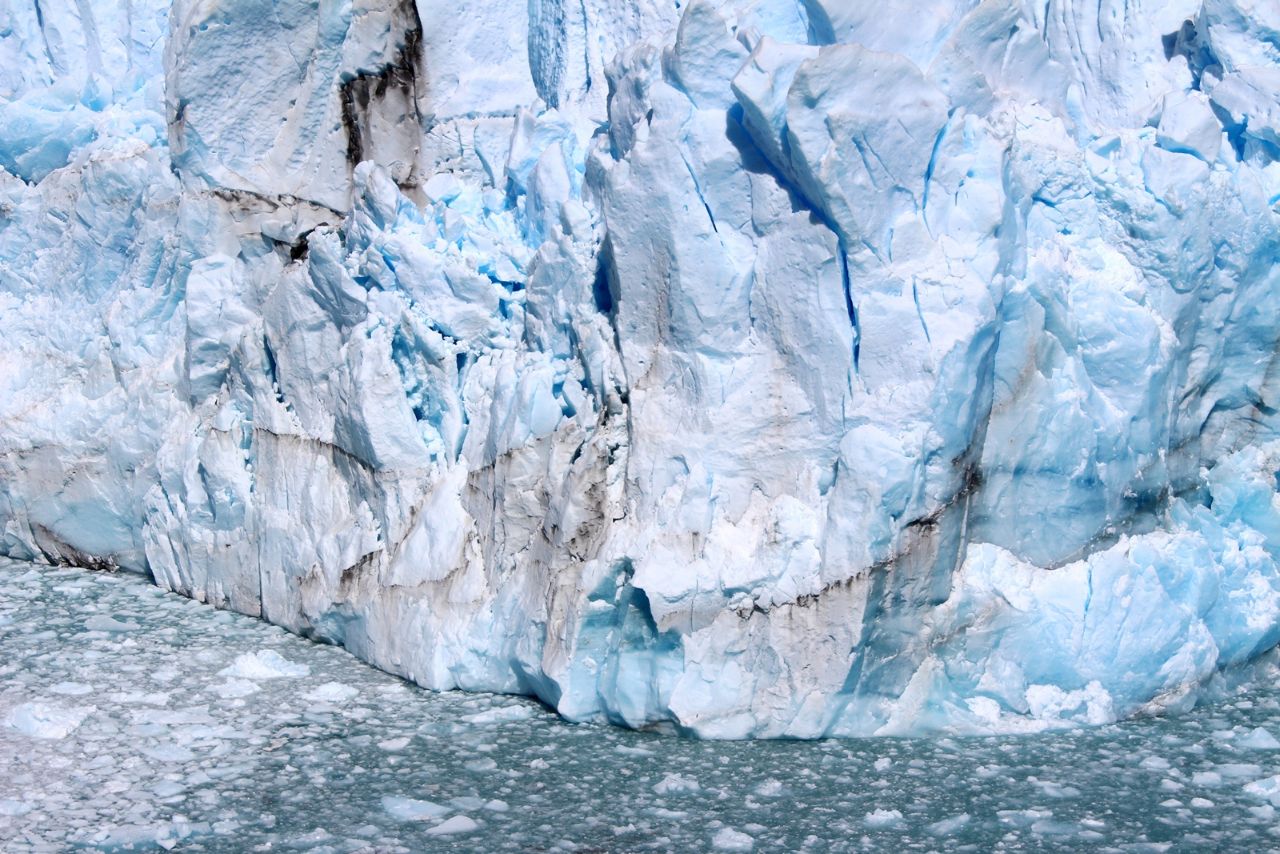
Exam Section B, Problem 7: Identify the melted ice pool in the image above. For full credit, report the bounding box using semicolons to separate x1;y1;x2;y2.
3;560;1280;852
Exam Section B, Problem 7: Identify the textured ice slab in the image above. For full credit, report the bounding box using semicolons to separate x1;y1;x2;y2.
6;561;1280;851
3;0;1280;737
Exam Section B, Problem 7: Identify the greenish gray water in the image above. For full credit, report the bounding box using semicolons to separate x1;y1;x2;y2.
2;559;1279;852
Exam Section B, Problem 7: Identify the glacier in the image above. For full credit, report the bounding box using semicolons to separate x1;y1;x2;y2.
1;0;1280;738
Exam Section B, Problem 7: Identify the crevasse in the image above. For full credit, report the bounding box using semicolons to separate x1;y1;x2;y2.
2;0;1280;738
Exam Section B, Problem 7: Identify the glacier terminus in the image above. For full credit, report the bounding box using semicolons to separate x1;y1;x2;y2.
2;0;1280;739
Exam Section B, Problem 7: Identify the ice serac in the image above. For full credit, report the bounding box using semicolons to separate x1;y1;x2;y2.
2;0;1280;738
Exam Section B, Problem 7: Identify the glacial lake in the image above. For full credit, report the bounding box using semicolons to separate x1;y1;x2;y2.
3;559;1279;852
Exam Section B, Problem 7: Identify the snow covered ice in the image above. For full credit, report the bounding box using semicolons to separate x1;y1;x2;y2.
3;0;1280;739
6;560;1280;852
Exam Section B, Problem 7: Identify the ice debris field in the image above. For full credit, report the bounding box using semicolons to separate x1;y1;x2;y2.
10;560;1280;852
4;0;1280;737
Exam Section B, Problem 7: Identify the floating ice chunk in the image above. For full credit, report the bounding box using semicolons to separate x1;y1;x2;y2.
210;679;259;699
1250;804;1277;822
998;808;1055;828
288;829;335;847
427;815;479;835
378;736;411;751
653;773;701;795
107;689;171;706
1030;778;1081;798
303;682;358;703
462;705;537;725
153;781;186;798
142;744;196;762
84;614;141;632
218;650;310;680
2;701;91;739
927;814;971;835
1239;727;1280;750
87;822;189;851
712;827;755;851
1192;770;1223;787
864;809;905;829
615;746;655;757
1216;764;1263;780
1244;775;1280;806
0;799;33;816
381;796;451;822
1032;817;1087;835
753;779;783;797
50;681;94;696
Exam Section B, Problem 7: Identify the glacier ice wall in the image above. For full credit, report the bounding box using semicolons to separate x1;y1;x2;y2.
3;0;1280;737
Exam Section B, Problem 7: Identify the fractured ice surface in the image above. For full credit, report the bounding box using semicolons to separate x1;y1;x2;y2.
2;701;91;740
218;650;311;680
2;0;1280;737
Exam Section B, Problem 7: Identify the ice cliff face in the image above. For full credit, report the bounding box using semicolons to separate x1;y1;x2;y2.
3;0;1280;737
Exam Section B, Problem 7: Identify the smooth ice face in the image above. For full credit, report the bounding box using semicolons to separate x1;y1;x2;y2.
2;0;1280;738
